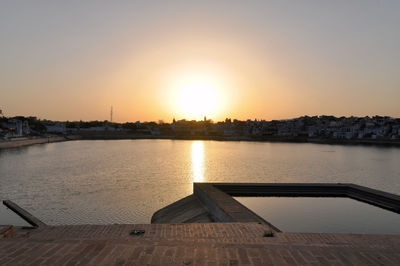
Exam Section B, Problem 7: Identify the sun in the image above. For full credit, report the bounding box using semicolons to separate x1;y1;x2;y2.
178;79;218;119
164;63;231;121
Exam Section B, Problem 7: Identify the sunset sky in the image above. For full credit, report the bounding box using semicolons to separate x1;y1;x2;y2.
1;1;399;122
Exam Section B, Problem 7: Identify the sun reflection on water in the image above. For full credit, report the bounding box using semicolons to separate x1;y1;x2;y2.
191;141;205;182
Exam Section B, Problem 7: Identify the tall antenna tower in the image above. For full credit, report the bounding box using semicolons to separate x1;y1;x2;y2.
110;106;113;122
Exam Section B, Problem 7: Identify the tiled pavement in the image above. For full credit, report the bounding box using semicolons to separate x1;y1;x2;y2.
1;223;400;265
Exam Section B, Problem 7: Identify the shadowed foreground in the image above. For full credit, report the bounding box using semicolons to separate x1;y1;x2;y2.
1;223;400;265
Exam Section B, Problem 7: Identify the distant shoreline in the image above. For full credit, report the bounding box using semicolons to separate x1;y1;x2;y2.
1;134;400;150
75;134;400;147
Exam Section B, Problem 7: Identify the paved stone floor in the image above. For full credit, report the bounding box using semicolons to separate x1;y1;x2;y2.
1;223;400;265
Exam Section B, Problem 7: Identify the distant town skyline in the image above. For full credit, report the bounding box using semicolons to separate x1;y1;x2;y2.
1;1;400;122
2;114;400;144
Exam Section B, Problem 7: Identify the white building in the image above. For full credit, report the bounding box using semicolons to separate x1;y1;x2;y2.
2;119;25;137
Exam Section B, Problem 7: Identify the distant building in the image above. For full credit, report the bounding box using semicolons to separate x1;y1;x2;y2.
46;122;66;134
223;129;235;136
2;119;28;137
150;127;160;135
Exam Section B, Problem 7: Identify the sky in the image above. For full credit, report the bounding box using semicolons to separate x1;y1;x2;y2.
1;0;399;122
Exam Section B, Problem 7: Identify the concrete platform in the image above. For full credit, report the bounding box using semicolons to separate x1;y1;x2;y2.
2;183;400;265
152;183;400;229
152;195;214;224
1;223;400;265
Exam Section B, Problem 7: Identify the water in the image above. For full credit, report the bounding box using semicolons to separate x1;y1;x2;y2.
235;197;400;234
0;205;30;226
0;140;399;225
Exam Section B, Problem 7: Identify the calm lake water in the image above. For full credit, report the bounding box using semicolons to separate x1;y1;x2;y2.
235;197;400;234
0;140;399;225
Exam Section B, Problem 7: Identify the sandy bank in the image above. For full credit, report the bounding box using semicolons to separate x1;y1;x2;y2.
0;136;68;149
